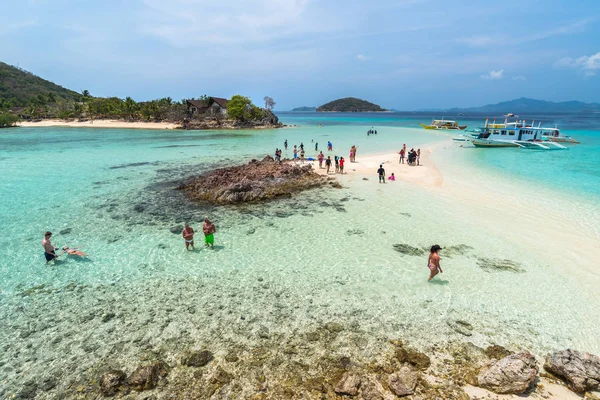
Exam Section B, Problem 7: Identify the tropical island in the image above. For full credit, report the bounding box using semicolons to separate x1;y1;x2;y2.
0;61;281;129
317;97;387;112
291;106;317;112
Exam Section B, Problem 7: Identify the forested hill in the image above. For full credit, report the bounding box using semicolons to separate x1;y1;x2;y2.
448;97;600;113
0;62;82;107
317;97;386;112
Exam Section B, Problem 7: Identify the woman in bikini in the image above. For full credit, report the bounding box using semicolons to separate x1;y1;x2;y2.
427;245;443;281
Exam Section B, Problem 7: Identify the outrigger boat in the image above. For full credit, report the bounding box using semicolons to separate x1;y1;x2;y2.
462;117;577;149
419;118;467;130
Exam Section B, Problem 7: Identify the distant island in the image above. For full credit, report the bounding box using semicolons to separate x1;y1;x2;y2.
446;97;600;113
0;61;281;129
290;106;317;112
317;97;386;112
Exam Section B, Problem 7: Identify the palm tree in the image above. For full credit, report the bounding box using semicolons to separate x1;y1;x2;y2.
124;97;137;119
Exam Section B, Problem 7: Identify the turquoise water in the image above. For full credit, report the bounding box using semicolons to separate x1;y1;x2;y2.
1;116;599;398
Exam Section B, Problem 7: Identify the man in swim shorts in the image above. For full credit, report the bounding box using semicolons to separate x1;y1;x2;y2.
377;164;386;183
203;217;216;249
42;231;58;264
182;222;195;250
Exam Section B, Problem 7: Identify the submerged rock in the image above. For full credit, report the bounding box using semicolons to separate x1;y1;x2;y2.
447;319;474;336
169;225;183;234
392;244;426;256
477;351;538;394
544;349;600;393
485;344;512;360
476;257;525;273
324;322;344;333
181;350;214;367
177;158;330;204
127;361;169;391
100;370;126;396
388;366;418;397
59;228;72;235
334;372;361;396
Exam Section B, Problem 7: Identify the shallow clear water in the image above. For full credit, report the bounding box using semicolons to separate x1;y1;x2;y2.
0;115;599;397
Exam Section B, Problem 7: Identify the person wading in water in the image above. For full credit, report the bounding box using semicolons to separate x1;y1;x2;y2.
427;245;443;281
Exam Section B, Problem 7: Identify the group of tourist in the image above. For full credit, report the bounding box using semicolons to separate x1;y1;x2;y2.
181;217;216;251
42;216;218;264
42;231;87;264
398;144;420;166
367;128;378;135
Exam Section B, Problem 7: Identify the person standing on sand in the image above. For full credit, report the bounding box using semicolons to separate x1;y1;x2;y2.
202;217;216;249
353;145;358;161
293;145;298;161
300;148;305;163
339;157;345;174
182;222;195;251
399;147;405;164
42;231;59;264
377;164;386;183
417;149;421;166
334;156;339;173
284;140;288;150
318;151;324;168
325;156;332;174
427;245;443;281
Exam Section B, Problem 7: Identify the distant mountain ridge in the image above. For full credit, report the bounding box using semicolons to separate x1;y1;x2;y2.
447;97;600;113
318;97;386;112
291;106;316;112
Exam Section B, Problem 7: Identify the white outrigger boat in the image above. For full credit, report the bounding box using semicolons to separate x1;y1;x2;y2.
462;118;577;149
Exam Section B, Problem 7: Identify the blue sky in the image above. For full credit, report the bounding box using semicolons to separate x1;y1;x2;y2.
1;0;599;110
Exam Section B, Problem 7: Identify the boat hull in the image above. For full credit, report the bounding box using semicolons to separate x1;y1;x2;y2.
419;123;468;130
470;139;518;148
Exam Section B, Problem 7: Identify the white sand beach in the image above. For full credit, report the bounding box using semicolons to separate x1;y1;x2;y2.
18;119;181;130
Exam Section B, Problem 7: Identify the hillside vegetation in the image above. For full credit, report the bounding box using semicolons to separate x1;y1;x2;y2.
0;62;82;108
317;97;386;112
0;62;278;128
448;97;600;113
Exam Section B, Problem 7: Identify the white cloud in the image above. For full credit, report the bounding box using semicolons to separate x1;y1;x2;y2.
138;0;335;46
356;54;369;61
457;35;495;47
555;52;600;77
512;75;526;81
480;69;504;80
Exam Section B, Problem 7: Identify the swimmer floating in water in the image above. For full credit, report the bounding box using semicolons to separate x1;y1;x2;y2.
62;246;88;257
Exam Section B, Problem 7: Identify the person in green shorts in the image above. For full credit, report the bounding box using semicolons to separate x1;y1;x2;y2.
202;216;216;248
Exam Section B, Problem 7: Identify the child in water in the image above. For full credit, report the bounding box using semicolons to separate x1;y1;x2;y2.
388;172;395;181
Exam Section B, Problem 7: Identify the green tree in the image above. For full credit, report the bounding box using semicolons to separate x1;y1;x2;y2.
124;97;138;119
227;95;253;121
0;112;19;128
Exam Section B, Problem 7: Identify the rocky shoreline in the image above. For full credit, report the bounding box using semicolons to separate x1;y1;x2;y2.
177;157;341;204
48;328;600;398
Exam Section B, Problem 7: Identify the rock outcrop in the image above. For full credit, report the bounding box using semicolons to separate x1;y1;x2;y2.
182;110;282;130
544;349;600;393
334;372;361;396
178;158;334;204
99;370;126;396
388;366;418;397
477;351;538;394
127;361;169;391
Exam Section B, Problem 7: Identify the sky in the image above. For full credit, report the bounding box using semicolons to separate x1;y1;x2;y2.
1;0;600;110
